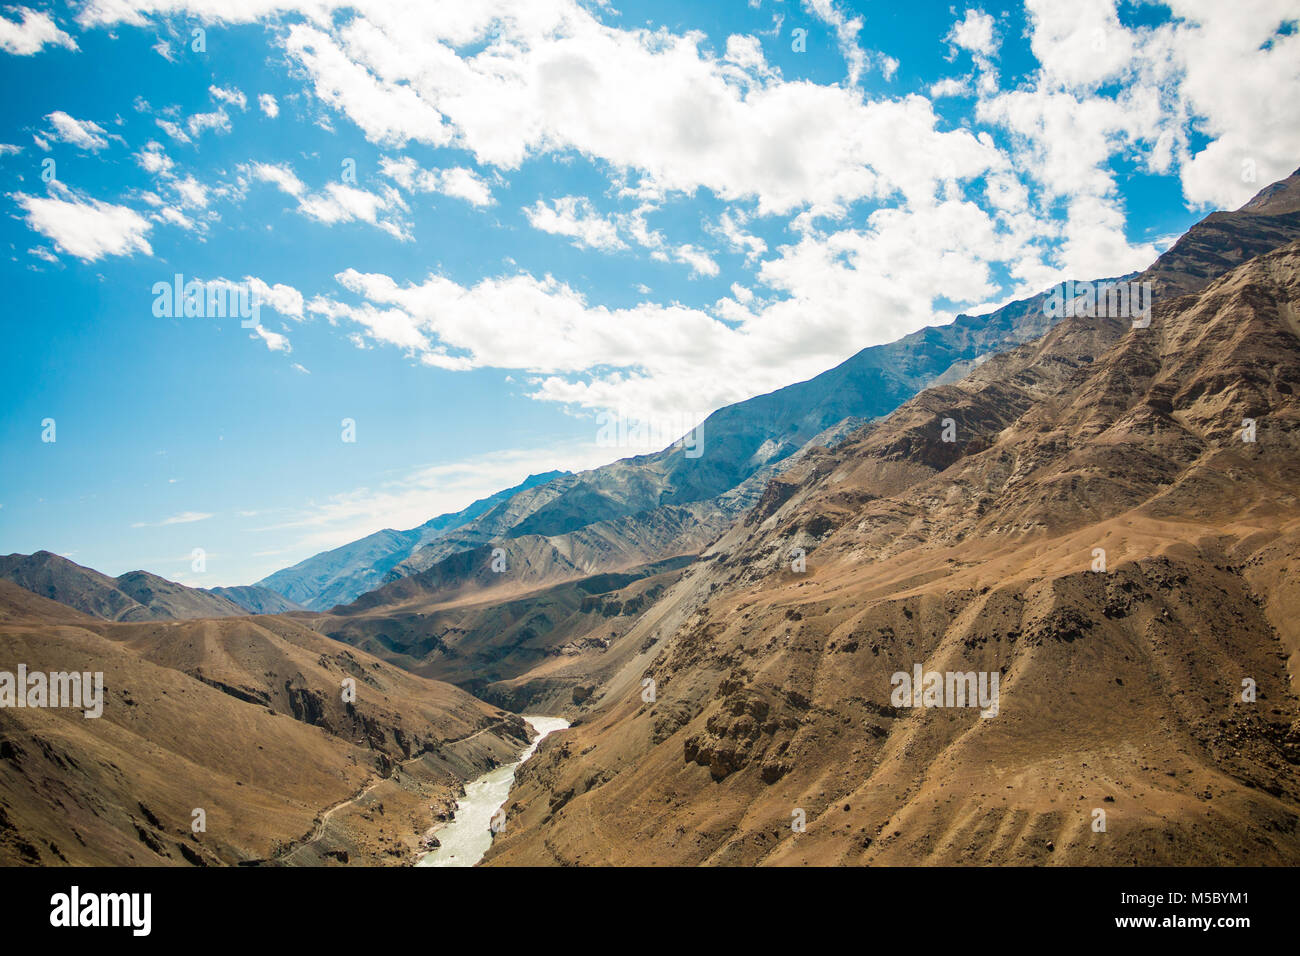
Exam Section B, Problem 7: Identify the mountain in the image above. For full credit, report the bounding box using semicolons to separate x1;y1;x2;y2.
285;174;1300;618
384;289;1073;578
325;554;698;711
254;470;566;611
482;231;1300;866
317;419;867;700
0;578;531;866
290;276;1112;620
0;552;247;621
313;170;1300;707
1143;167;1300;298
204;585;305;615
112;570;250;619
260;265;1147;612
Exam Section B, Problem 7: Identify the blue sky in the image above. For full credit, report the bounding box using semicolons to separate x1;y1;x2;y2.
1;0;1297;586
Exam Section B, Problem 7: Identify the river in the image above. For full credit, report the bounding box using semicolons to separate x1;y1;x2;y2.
415;714;570;867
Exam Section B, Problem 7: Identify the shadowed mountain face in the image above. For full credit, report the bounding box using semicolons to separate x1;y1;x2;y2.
254;470;567;611
482;238;1300;867
0;552;248;621
203;585;305;615
324;555;698;713
0;580;530;866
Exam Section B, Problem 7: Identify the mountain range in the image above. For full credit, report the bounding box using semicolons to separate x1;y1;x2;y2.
3;167;1299;866
254;273;1102;611
253;173;1300;627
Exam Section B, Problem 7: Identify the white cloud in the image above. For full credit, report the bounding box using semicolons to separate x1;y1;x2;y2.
82;2;1000;216
44;111;109;151
181;276;303;352
297;182;409;238
131;511;213;528
380;156;493;206
963;0;1300;270
246;160;410;238
154;205;196;230
155;117;190;143
524;196;626;251
714;211;767;263
251;323;291;352
438;166;494;206
929;77;971;99
303;192;1024;421
245;276;305;319
246;160;305;197
802;0;869;84
672;243;719;278
0;6;76;55
172;174;210;208
136;140;173;174
1000;0;1300;210
63;0;1300;421
258;92;279;117
186;107;231;137
947;9;998;57
209;84;247;110
723;34;768;76
299;10;996;214
523;195;727;278
14;185;152;261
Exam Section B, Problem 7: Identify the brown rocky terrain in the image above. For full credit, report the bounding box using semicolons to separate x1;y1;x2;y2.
0;580;530;866
482;235;1300;866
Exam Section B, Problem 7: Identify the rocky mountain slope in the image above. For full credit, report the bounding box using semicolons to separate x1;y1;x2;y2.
312;419;869;700
0;579;530;866
204;585;305;615
255;471;566;611
1144;168;1300;297
323;555;697;712
483;237;1300;866
0;551;248;621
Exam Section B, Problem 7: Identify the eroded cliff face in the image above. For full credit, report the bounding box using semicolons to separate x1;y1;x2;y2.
482;243;1300;866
